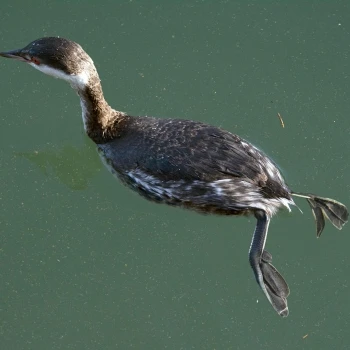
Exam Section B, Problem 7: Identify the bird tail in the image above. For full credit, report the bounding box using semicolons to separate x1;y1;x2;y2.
291;192;349;237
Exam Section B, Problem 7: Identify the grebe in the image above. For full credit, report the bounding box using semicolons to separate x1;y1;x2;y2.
1;37;348;317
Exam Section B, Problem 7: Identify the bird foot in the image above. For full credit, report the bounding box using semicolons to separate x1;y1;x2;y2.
260;250;290;317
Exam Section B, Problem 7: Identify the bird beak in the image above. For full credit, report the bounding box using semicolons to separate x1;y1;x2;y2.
0;49;28;62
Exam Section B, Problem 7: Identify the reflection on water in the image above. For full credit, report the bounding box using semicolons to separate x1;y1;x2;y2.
15;137;102;190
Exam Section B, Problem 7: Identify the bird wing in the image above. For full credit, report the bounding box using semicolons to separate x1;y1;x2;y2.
123;118;265;183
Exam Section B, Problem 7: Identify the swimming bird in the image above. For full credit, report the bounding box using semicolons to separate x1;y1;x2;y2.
1;37;348;317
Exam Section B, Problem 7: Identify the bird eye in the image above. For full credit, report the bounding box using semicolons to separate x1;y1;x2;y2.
31;57;41;65
24;54;40;65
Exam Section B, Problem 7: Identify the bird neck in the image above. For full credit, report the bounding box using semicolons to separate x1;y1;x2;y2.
73;70;126;144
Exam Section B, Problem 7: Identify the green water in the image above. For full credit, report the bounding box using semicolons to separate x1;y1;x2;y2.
1;1;349;349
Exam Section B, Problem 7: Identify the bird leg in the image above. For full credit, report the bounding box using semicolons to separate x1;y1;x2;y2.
249;210;290;317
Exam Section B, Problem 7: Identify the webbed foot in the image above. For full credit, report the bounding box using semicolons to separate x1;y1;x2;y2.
260;250;290;317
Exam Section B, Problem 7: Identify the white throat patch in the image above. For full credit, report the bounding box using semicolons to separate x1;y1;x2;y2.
28;62;90;90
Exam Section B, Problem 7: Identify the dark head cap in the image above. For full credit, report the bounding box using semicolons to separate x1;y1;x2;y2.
0;37;93;75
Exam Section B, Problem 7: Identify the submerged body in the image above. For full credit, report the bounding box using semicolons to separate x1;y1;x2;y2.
1;37;348;317
98;116;292;216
